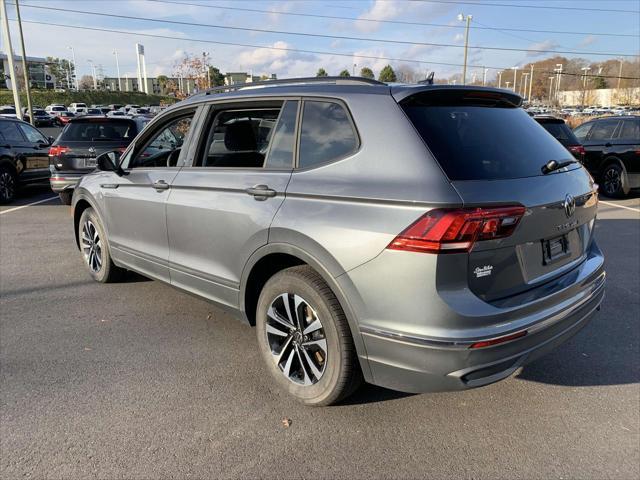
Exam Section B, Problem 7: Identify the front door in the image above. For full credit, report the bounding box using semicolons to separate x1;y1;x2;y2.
166;100;298;308
101;108;198;282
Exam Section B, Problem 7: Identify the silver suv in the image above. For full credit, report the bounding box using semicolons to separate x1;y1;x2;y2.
71;78;605;405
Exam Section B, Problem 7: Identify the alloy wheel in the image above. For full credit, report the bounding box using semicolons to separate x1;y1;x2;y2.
603;167;622;196
0;171;15;202
81;220;103;273
265;293;328;386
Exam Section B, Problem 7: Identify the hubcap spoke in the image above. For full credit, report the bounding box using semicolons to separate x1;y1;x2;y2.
302;338;328;354
303;319;322;335
295;346;313;386
266;323;289;337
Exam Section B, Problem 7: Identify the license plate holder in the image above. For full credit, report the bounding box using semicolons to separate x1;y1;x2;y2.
84;158;96;168
542;234;570;265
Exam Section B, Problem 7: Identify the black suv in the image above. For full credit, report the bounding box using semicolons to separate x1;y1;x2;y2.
534;116;585;161
0;117;52;203
49;116;152;204
573;116;640;197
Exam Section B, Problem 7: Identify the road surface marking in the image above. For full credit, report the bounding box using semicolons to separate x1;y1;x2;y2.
599;201;640;214
0;196;58;215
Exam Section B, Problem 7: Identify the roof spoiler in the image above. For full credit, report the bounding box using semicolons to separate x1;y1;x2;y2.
392;85;522;107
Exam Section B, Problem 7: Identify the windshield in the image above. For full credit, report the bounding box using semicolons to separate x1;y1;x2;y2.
402;103;575;181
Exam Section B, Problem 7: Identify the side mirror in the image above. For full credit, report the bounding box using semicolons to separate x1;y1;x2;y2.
96;150;125;176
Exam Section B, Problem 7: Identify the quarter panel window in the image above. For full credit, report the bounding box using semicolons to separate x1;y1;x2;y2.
298;101;358;169
573;122;592;142
619;118;639;140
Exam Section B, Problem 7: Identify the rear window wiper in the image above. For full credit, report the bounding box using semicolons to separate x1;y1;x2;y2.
541;159;578;174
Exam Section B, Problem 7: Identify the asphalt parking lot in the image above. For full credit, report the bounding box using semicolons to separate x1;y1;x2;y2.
1;187;638;479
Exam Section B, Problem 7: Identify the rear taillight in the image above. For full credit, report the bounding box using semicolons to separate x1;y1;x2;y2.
387;206;526;254
48;146;70;157
568;145;586;157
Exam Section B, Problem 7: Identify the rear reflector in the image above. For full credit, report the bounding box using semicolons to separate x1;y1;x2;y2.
469;330;527;349
387;206;525;254
48;145;70;157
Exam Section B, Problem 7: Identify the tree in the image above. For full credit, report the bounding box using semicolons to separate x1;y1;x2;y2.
78;75;94;90
396;65;418;83
339;69;350;77
593;76;607;89
378;65;397;83
157;75;169;94
208;66;225;86
316;68;328;77
46;56;75;90
359;67;374;79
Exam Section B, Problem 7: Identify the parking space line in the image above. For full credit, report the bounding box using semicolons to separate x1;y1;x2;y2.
0;196;59;215
599;201;640;214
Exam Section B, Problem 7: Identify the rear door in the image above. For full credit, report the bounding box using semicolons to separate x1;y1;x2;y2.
614;117;640;180
398;88;598;301
100;107;199;281
166;99;298;307
15;122;50;181
581;118;621;176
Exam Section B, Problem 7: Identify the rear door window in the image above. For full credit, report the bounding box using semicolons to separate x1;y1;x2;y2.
298;100;358;169
0;122;25;143
59;120;135;142
587;119;620;142
17;123;47;144
402;100;574;180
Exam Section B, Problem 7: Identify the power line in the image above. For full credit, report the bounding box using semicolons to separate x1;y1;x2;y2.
144;0;638;38
18;3;640;58
410;0;640;14
11;17;640;81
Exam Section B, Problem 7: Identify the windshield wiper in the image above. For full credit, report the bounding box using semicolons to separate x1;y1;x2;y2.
541;159;578;175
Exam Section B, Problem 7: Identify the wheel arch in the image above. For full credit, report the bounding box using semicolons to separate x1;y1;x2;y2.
72;189;106;250
240;242;373;383
600;156;630;195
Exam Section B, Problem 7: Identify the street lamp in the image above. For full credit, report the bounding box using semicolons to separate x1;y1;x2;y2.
511;67;518;92
67;45;78;90
113;49;121;91
554;63;563;104
581;66;591;107
87;59;97;90
498;71;502;88
522;72;529;99
548;76;555;106
457;13;472;85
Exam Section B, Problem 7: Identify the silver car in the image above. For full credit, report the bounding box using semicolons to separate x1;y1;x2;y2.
71;78;605;405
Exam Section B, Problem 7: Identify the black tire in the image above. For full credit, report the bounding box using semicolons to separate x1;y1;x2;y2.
58;191;73;205
256;265;362;406
78;207;124;283
0;164;17;204
601;163;628;198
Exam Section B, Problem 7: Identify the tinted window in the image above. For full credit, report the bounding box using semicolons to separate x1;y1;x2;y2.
59;120;135;142
402;104;574;180
128;114;193;168
0;122;24;143
573;122;592;142
265;101;298;169
619;118;639;140
199;108;280;168
18;124;47;144
539;122;579;146
298;101;358;169
588;120;620;141
0;107;16;114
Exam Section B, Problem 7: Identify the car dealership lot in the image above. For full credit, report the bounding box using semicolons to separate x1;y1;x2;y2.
1;190;638;479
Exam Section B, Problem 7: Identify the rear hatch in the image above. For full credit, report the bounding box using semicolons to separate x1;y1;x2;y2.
50;118;137;172
396;87;598;301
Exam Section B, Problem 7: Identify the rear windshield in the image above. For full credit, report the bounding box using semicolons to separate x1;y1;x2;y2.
60;120;136;142
538;121;580;146
402;100;575;180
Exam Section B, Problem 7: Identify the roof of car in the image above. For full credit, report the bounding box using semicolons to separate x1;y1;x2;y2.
533;115;565;123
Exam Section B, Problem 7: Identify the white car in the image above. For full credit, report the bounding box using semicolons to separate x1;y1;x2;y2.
45;104;67;116
68;103;88;115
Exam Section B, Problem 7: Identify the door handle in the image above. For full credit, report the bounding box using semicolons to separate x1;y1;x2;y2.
100;183;119;189
153;179;170;191
245;184;276;200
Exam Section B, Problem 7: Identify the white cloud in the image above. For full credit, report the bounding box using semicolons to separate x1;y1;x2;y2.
579;35;597;47
526;40;561;58
356;0;456;32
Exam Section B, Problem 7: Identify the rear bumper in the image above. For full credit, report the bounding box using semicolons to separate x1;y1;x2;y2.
338;241;605;393
50;173;83;193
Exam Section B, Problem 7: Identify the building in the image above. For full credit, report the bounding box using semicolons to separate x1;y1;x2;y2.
224;72;277;85
558;87;640;107
102;76;197;95
0;54;54;90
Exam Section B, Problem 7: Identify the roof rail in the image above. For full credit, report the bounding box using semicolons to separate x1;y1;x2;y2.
204;76;386;95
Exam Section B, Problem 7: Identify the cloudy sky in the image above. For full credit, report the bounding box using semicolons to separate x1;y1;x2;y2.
2;0;638;82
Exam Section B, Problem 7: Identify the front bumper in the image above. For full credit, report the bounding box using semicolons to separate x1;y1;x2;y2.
50;173;82;193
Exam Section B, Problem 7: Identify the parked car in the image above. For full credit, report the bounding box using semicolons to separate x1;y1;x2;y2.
68;103;88;115
534;116;585;161
70;79;605;405
45;104;67;116
85;108;104;116
106;110;126;117
122;104;140;113
22;108;56;127
55;111;76;126
49;116;150;204
106;104;123;112
0;106;18;118
573;115;640;197
0;117;52;203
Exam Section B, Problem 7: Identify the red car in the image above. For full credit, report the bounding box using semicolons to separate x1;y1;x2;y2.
55;111;76;126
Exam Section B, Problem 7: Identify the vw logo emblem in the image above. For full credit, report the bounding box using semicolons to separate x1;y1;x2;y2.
563;194;576;218
88;147;95;154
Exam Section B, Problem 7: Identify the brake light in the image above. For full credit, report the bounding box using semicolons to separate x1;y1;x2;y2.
48;146;70;157
469;330;527;349
568;145;586;156
387;206;526;254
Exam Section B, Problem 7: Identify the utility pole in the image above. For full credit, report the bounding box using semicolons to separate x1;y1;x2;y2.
482;67;488;86
113;49;122;91
67;46;78;90
528;64;534;103
87;60;97;89
581;67;590;107
458;13;472;85
353;63;356;76
617;59;623;89
498;71;502;88
1;0;22;118
548;76;555;106
554;63;563;105
135;44;143;93
522;72;529;99
14;0;33;125
512;67;518;92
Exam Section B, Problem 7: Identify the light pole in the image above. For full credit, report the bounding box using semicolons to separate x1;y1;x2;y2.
528;64;534;102
0;0;21;118
554;63;563;104
581;67;591;107
482;67;488;86
457;13;472;85
511;67;518;92
67;46;78;90
505;81;511;89
113;49;122;91
14;0;33;124
498;71;502;88
87;59;97;89
353;63;356;76
522;72;529;99
548;76;555;106
617;59;623;89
